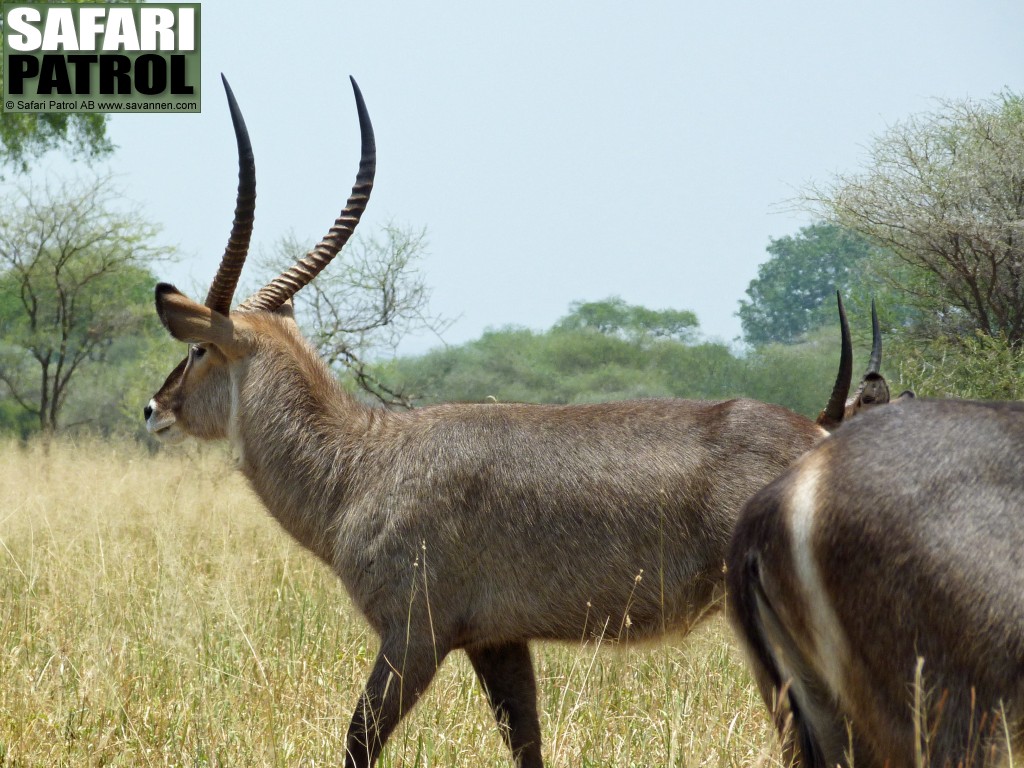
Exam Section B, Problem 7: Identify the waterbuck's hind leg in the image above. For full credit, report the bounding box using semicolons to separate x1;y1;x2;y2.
344;639;447;768
467;641;544;768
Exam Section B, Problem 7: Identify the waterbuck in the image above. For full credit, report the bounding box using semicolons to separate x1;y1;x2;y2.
146;76;858;768
727;397;1024;768
817;298;890;430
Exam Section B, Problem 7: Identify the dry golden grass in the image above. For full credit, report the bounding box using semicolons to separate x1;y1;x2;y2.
0;437;781;767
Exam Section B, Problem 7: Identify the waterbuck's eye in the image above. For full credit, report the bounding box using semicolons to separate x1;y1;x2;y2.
191;345;207;360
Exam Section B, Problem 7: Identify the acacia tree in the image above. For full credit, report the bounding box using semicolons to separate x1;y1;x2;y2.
808;92;1024;346
554;297;698;343
0;176;168;433
257;224;449;407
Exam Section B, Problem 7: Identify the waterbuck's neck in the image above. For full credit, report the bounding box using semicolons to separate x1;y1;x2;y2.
230;318;378;564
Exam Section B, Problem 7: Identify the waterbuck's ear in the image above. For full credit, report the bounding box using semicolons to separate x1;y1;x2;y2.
155;283;243;356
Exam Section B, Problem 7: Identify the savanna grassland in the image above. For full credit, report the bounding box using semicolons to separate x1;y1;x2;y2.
0;438;782;767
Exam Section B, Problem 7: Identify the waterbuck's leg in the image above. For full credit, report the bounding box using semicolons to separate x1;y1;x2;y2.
344;639;446;768
467;641;543;768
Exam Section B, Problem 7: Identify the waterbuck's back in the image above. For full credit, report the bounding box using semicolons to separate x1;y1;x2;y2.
728;398;1024;768
334;396;824;647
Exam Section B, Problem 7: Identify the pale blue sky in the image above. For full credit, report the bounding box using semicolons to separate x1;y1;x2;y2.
16;1;1024;354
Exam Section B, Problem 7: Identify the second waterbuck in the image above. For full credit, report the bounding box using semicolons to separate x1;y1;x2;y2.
145;77;855;768
727;397;1024;768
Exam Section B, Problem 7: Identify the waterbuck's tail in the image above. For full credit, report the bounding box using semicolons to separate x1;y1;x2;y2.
727;491;844;768
735;552;836;768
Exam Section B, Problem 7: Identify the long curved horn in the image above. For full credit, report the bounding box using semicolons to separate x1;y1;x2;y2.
817;291;853;430
238;76;375;313
204;75;256;315
867;298;882;375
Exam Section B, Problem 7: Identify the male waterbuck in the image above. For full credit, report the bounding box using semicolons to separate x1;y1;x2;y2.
816;298;890;430
727;397;1024;768
146;76;859;768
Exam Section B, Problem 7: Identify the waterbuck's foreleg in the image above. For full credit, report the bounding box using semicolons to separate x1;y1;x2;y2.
344;639;447;768
467;641;544;768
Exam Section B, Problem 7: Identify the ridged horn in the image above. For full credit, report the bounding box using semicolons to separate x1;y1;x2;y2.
867;298;882;375
238;76;375;313
817;291;853;430
204;75;256;315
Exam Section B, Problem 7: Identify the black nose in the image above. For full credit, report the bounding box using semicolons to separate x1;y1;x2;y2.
144;404;153;420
